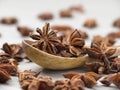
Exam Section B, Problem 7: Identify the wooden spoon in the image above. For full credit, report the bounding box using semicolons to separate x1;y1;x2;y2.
22;40;120;70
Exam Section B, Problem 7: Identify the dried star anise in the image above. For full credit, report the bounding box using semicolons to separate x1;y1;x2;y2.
0;64;17;75
0;56;9;64
30;23;62;55
68;30;85;56
107;31;120;39
60;10;72;18
52;25;73;31
111;58;120;72
86;61;105;74
0;68;10;83
53;79;84;90
93;35;115;46
83;19;97;28
18;70;37;89
2;43;23;62
17;26;33;36
100;72;120;89
63;72;101;88
19;70;53;90
113;18;120;28
38;12;53;20
0;17;17;24
69;5;84;13
28;76;54;90
86;41;116;73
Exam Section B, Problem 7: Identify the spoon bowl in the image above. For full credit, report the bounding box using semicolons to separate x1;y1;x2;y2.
22;40;95;70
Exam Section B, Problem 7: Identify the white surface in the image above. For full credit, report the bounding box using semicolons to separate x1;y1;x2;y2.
0;0;120;90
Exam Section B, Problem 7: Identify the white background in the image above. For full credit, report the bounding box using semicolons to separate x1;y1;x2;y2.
0;0;120;90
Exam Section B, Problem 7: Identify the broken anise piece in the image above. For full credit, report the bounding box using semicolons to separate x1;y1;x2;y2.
30;23;62;55
17;26;33;36
113;18;120;28
38;12;53;20
83;19;97;28
100;73;120;89
60;10;72;18
2;43;23;62
0;17;17;24
18;70;37;89
0;68;10;83
28;76;54;90
53;79;84;90
63;72;101;88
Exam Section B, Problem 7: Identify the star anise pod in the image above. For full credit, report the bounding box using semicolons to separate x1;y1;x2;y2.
0;68;10;83
28;76;54;90
68;30;85;56
86;41;116;73
18;70;37;89
86;61;105;74
92;35;115;46
2;43;23;62
17;26;33;36
100;72;120;89
0;56;10;64
63;72;101;88
111;58;120;72
113;18;120;28
0;64;17;75
53;79;84;90
30;23;62;55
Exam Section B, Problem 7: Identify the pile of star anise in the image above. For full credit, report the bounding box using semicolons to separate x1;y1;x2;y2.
18;70;120;90
0;43;26;83
18;70;102;90
30;23;86;57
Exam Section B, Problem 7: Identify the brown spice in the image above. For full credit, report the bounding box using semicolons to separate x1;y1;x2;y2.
54;79;84;90
93;35;115;46
100;73;120;89
69;5;84;13
107;31;120;39
0;17;17;24
0;68;10;83
113;18;120;28
86;41;116;73
68;30;85;56
17;26;33;36
84;19;97;28
111;58;120;72
51;25;73;31
28;76;54;90
38;12;53;20
0;56;10;64
30;23;62;55
63;72;101;88
60;10;72;18
2;43;23;62
18;70;37;89
0;64;17;75
86;61;105;74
